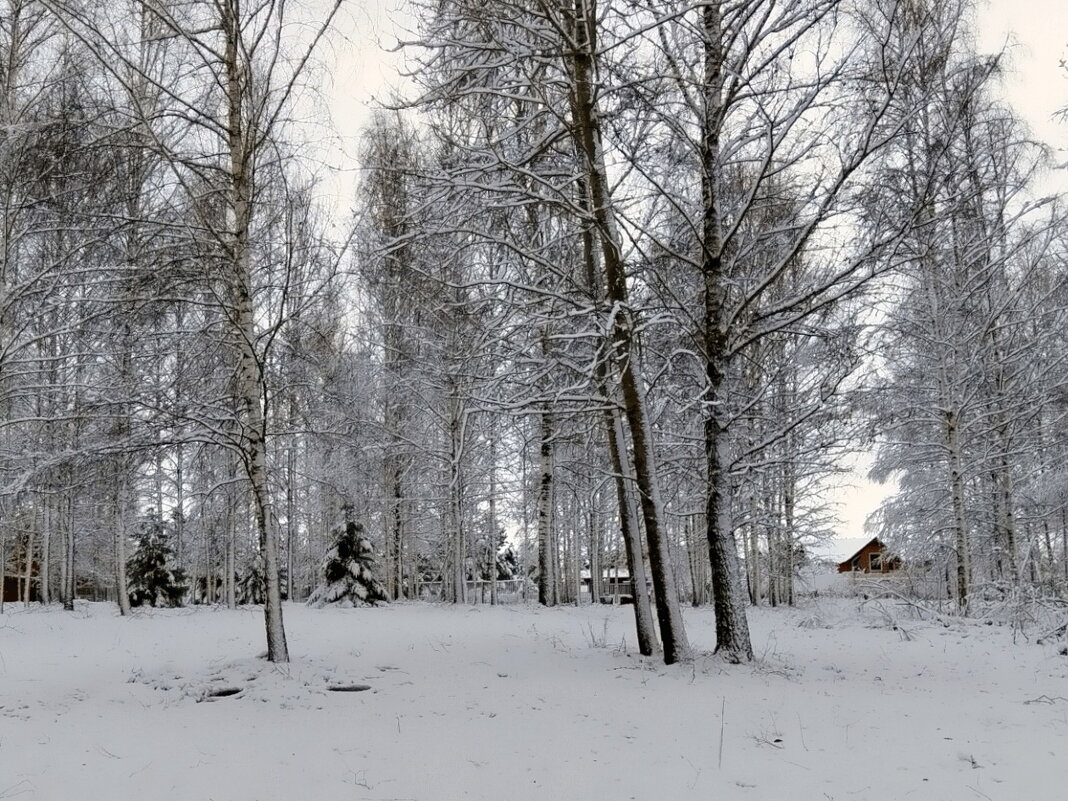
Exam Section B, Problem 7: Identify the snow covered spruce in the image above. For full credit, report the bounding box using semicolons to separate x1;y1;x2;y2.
126;512;187;608
306;508;388;608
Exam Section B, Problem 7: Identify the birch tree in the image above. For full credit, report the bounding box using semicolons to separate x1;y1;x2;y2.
592;0;921;658
862;0;1064;608
44;0;344;659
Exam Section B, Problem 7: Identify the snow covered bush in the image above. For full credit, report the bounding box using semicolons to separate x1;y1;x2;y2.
127;512;186;608
307;511;387;608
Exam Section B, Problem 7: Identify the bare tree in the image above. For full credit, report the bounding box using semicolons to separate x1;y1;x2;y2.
43;0;344;659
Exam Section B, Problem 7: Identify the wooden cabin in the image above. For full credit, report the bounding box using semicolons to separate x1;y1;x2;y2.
836;537;902;574
2;574;39;603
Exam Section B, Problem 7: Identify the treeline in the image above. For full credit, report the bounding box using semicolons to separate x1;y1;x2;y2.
0;0;1065;663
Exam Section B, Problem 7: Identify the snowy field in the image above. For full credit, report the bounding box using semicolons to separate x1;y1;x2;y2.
1;598;1065;801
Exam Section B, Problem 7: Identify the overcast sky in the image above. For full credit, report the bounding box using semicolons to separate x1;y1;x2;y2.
324;0;1067;160
979;0;1066;156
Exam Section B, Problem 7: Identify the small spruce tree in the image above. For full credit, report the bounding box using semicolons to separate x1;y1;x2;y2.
307;506;388;608
236;558;289;605
127;511;186;608
237;563;265;605
496;541;520;580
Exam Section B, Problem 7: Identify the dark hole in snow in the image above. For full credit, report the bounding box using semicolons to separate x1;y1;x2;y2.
208;687;242;698
327;684;372;693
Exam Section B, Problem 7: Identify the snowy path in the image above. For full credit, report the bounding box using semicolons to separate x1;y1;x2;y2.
1;599;1064;800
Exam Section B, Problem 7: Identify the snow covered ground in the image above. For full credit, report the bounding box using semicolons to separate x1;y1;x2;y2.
1;597;1065;801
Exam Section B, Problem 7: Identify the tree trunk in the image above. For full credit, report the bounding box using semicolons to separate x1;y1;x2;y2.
115;476;132;616
154;448;165;519
0;504;7;613
572;502;582;606
1062;504;1067;588
225;506;236;609
744;523;758;605
783;460;796;606
576;169;658;651
286;438;296;600
175;441;185;576
700;1;753;661
767;488;776;607
56;501;66;607
609;405;659;651
39;497;50;605
706;419;754;660
225;9;287;661
448;382;466;605
565;0;689;663
488;421;499;606
686;516;706;607
386;461;403;600
383;320;405;599
1041;519;1056;593
537;406;556;606
383;302;407;601
22;514;33;605
63;493;75;610
946;409;970;609
588;504;600;605
995;445;1018;584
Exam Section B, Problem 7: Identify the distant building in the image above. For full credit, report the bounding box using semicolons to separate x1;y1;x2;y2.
580;567;642;603
836;537;902;574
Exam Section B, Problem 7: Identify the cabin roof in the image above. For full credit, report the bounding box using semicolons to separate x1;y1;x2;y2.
836;537;886;569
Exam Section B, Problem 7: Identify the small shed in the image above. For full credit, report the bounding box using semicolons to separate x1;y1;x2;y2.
836;537;901;574
580;568;641;603
2;574;39;603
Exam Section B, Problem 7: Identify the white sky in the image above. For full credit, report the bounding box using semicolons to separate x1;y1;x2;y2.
978;0;1066;161
321;0;1068;169
317;1;1067;559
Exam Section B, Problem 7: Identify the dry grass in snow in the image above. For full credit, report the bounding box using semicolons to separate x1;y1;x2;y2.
1;598;1065;800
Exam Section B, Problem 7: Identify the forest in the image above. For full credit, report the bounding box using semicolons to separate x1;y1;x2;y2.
0;0;1066;673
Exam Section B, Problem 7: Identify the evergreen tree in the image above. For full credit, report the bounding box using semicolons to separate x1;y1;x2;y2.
493;535;519;581
236;559;289;605
307;507;388;607
127;512;186;608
